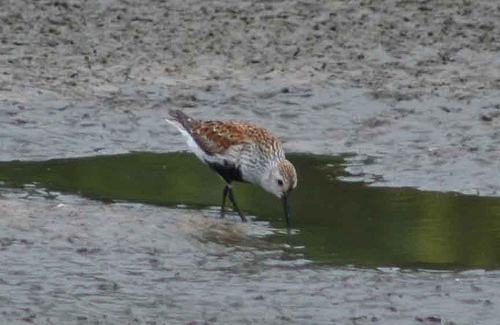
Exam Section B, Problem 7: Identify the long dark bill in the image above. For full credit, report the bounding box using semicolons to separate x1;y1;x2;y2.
282;196;291;239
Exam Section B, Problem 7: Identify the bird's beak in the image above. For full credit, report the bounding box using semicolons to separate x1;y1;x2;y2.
282;195;291;238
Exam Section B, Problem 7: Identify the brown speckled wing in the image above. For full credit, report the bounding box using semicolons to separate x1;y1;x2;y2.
190;121;281;156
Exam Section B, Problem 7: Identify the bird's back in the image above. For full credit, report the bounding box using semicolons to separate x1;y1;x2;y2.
168;109;283;158
191;120;283;157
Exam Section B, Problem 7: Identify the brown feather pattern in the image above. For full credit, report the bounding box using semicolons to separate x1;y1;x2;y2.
190;121;282;156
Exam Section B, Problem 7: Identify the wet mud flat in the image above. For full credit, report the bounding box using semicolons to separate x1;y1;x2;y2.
1;0;500;195
1;0;500;324
1;191;500;325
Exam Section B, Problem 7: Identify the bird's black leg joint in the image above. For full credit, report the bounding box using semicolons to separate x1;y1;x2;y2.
228;188;247;222
205;159;247;222
221;185;230;218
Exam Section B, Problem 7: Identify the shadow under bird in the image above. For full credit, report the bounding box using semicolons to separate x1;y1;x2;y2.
166;110;297;235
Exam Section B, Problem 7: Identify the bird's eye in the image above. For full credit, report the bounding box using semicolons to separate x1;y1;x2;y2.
277;179;284;186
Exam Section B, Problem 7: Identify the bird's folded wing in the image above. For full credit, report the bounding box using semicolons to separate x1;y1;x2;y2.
191;121;252;155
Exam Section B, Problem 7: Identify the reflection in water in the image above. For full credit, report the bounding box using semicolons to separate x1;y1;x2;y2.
0;152;499;269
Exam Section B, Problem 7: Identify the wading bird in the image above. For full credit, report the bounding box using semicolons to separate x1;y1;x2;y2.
166;110;297;235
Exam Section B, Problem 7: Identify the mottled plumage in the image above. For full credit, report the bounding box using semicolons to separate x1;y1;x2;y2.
191;121;282;155
166;109;297;233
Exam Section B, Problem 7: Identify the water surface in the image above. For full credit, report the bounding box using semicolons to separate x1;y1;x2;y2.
1;152;499;269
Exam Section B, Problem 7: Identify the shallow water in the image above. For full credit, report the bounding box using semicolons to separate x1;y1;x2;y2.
1;152;499;270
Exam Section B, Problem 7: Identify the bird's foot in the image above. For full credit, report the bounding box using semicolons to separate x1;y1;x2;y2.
220;207;247;222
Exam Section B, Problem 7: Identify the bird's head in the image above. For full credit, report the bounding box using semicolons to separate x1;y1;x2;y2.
262;160;297;199
261;159;297;237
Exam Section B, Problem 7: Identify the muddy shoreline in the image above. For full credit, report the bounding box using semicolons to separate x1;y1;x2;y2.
1;0;500;195
1;192;500;325
2;0;500;324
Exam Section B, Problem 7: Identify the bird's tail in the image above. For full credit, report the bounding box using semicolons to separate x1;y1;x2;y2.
166;109;199;132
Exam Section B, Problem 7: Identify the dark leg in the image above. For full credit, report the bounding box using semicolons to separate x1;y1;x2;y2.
221;185;230;218
228;187;247;222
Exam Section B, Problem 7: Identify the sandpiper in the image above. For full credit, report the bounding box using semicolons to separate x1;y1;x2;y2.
166;109;297;233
